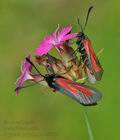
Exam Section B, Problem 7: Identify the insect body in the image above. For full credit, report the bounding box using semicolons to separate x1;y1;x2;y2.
76;32;89;67
76;6;104;83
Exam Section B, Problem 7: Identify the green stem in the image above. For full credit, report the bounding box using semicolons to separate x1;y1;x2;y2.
83;106;94;140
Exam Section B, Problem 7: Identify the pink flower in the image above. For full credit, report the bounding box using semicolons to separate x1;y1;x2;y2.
36;26;77;56
15;55;33;95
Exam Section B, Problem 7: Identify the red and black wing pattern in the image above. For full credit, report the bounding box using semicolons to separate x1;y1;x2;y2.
53;77;102;106
83;39;104;81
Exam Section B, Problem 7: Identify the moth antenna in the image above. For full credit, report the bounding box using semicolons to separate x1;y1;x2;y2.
26;57;44;77
77;18;83;32
15;79;45;92
84;6;93;31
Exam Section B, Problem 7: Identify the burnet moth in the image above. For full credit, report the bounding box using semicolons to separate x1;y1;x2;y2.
26;57;102;106
76;6;104;83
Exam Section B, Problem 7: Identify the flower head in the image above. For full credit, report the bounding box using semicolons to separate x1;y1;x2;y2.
36;26;77;56
15;55;33;95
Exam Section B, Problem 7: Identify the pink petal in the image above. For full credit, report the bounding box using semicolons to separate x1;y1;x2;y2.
15;55;33;95
62;33;78;41
59;26;72;37
36;44;53;56
36;34;56;56
21;55;32;71
15;73;33;96
57;26;72;41
40;35;54;46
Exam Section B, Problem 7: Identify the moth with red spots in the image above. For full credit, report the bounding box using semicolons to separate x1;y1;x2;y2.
26;57;102;106
76;6;104;83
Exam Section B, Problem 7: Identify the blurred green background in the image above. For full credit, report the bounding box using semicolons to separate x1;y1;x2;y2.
0;0;120;140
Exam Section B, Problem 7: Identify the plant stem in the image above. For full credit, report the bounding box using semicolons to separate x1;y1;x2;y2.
83;106;94;140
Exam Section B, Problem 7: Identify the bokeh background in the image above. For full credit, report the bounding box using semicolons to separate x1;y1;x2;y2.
0;0;120;140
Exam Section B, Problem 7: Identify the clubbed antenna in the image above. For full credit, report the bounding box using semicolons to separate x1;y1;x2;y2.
84;6;93;30
77;18;83;32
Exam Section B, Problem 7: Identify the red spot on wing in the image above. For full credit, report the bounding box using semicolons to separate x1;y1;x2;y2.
83;39;102;73
55;78;92;96
89;47;102;72
72;84;92;96
55;78;78;94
